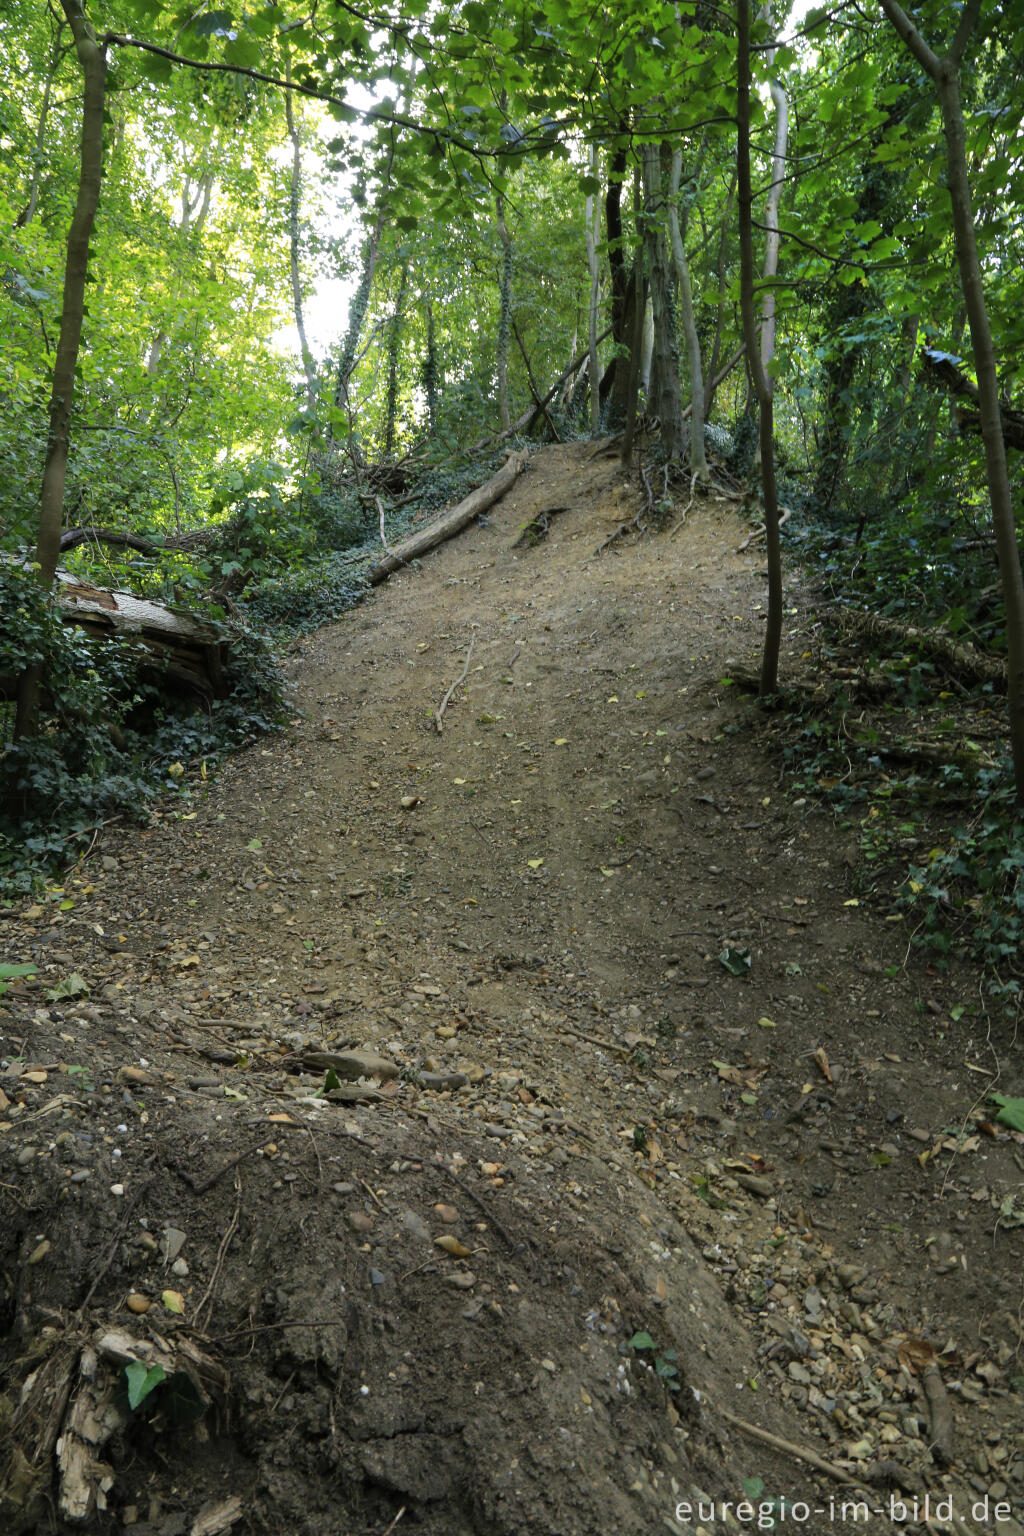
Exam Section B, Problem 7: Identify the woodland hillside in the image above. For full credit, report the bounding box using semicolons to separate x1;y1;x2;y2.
1;0;1024;1531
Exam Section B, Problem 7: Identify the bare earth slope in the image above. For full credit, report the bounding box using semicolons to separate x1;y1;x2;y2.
2;440;1022;1536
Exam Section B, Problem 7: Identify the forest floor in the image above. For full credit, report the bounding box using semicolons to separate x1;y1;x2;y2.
2;439;1023;1536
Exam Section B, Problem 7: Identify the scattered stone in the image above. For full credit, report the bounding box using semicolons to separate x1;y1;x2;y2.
347;1210;375;1234
161;1227;187;1263
446;1271;476;1290
399;1209;431;1243
126;1293;151;1315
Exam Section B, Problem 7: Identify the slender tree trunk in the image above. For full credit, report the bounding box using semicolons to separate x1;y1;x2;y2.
737;0;784;696
423;296;439;436
704;171;737;418
384;262;408;457
495;193;513;431
605;144;639;425
285;53;318;411
15;23;67;228
145;169;213;382
620;248;647;468
639;301;655;396
585;144;602;436
879;0;1024;801
15;0;107;743
668;148;709;480
333;218;384;421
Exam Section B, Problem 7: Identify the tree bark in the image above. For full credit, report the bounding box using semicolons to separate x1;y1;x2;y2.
585;146;602;436
285;51;318;412
15;0;107;742
737;0;784;696
384;262;408;456
496;194;513;432
640;144;686;460
668;148;709;479
879;0;1024;801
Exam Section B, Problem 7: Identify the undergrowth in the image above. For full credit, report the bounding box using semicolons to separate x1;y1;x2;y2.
761;638;1023;1002
0;564;283;897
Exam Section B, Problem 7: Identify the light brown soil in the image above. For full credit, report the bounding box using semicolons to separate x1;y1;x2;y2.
2;439;1022;1536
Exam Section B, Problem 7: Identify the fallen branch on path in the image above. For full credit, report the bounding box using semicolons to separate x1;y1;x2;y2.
435;634;476;733
366;452;528;586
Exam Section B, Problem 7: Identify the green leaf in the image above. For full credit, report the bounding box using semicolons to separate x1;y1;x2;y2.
718;947;752;976
0;963;37;981
124;1360;166;1411
629;1331;655;1351
991;1095;1024;1132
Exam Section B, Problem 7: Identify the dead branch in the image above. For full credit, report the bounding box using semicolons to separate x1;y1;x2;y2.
921;347;1024;451
435;634;476;733
736;505;790;552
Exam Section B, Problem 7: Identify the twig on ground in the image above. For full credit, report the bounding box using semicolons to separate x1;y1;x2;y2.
194;1176;241;1330
716;1404;863;1487
435;634;476;733
76;1165;155;1316
425;1158;526;1259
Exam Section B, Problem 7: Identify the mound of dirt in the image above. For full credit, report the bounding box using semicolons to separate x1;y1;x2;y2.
2;440;1023;1536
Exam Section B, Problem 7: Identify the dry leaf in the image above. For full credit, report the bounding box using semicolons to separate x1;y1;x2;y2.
897;1336;939;1375
435;1235;472;1257
812;1046;833;1083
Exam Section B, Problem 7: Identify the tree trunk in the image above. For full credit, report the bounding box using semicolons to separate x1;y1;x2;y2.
704;170;737;419
585;145;602;436
15;22;67;228
423;296;439;435
737;0;784;696
496;194;513;432
384;262;408;457
15;0;107;742
878;0;1024;801
668;149;709;480
605;145;639;427
285;52;318;412
640;144;686;460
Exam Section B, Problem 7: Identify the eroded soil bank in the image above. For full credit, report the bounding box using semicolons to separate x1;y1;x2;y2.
2;440;1022;1536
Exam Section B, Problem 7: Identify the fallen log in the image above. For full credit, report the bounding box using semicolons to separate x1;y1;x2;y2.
826;605;1007;689
1;557;232;704
366;451;528;586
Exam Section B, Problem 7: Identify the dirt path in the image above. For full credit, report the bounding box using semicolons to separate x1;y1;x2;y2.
2;441;1022;1536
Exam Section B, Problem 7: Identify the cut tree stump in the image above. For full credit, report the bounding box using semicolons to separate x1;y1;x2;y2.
366;451;529;586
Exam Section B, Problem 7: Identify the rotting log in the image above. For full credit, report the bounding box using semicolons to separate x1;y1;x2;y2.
1;557;231;704
827;605;1007;689
366;451;528;586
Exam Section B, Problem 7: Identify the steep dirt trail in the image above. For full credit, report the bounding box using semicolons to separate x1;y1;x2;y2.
2;441;1022;1536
